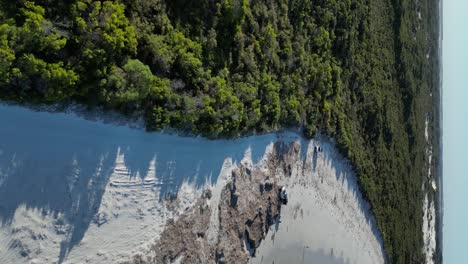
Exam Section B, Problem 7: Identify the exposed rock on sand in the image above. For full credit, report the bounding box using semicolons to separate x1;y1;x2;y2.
127;139;385;264
0;104;384;264
126;143;286;264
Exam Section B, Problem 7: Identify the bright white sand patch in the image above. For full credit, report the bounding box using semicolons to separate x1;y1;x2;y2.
423;194;436;264
0;104;384;264
0;104;281;263
206;157;235;245
422;113;437;263
250;138;385;264
63;148;179;264
0;205;68;264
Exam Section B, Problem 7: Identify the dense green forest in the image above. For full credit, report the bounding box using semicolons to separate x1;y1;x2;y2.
0;0;440;263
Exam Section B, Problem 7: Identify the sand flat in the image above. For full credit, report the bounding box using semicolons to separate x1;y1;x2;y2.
251;139;385;264
0;104;384;263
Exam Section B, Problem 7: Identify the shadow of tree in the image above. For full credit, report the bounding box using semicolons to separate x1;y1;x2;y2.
311;136;386;261
0;104;301;262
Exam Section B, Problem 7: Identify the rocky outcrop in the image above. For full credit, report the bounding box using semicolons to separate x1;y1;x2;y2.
215;165;281;263
126;142;291;264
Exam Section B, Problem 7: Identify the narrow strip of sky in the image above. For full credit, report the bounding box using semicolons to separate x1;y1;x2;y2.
443;0;468;263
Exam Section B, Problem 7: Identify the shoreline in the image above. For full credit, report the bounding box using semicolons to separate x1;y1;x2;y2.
0;104;384;264
436;0;444;262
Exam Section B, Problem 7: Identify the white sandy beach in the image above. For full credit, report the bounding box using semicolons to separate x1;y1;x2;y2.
0;104;384;263
250;138;385;264
422;113;437;264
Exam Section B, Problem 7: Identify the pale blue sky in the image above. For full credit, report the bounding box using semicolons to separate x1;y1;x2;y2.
443;0;468;263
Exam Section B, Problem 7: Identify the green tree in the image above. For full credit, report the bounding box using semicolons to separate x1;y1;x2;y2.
71;0;137;79
12;54;78;100
259;72;280;128
0;23;15;84
103;59;169;111
15;1;67;57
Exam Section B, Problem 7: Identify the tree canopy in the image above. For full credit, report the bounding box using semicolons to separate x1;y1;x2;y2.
0;0;440;262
